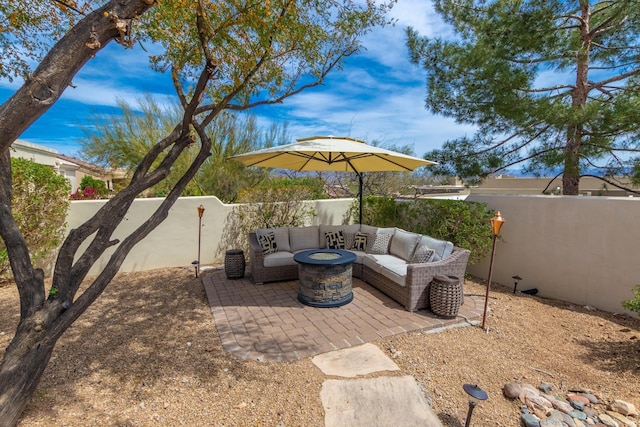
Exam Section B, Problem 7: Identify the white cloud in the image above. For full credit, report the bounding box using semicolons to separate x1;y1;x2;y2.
250;0;474;158
60;76;174;110
254;78;475;157
360;0;452;70
3;0;474;158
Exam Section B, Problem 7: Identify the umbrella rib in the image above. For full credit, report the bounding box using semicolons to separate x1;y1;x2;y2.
229;136;435;224
243;152;287;167
370;154;414;171
339;152;418;172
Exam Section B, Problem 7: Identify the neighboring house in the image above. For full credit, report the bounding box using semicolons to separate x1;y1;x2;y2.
9;139;59;167
405;174;637;199
9;139;127;193
55;153;128;193
412;175;636;198
470;174;636;197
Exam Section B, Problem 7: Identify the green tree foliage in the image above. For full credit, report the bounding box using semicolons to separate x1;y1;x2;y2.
407;0;640;195
0;0;90;80
0;158;69;280
195;118;289;202
79;176;108;195
80;96;279;201
347;195;398;227
622;286;640;316
349;196;494;264
253;176;328;200
0;0;394;423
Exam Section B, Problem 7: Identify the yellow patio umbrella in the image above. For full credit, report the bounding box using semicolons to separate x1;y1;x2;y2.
228;136;437;223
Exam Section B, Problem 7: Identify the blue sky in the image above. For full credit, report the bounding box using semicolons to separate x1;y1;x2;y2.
0;0;476;159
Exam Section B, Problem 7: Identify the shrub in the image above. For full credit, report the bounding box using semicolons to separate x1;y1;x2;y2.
0;158;70;280
70;186;99;200
348;196;494;264
218;180;319;256
259;176;328;200
622;286;640;315
398;199;494;264
70;175;109;199
346;195;398;227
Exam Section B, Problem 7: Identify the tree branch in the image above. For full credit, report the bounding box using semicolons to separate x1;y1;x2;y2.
541;171;565;194
492;146;563;174
52;0;86;15
52;60;217;324
0;0;156;157
588;67;640;92
589;5;626;38
581;174;640;195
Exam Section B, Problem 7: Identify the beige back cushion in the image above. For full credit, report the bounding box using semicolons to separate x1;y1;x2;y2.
389;228;421;261
289;226;320;252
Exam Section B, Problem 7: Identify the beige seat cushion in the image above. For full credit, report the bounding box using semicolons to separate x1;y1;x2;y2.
363;254;406;274
263;251;295;267
379;264;407;286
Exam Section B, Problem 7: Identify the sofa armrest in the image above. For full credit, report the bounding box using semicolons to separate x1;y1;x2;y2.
407;246;470;284
248;232;263;261
248;232;266;284
403;247;470;311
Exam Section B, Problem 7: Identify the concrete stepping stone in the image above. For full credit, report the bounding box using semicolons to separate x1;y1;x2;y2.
311;343;400;377
321;375;443;427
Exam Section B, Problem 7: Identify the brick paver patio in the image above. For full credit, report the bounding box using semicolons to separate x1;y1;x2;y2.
202;269;484;362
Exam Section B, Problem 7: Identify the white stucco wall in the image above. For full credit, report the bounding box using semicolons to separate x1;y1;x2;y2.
66;196;354;276
466;194;640;315
64;194;640;315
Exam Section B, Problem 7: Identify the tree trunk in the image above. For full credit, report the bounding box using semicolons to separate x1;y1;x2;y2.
563;124;582;196
0;329;58;427
563;1;592;196
563;168;580;195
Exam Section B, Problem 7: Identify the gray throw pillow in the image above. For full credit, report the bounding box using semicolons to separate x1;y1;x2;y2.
344;232;356;250
417;235;454;261
369;232;392;254
411;244;435;263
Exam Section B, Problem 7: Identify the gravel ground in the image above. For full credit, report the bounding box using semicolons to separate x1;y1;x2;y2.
1;267;639;426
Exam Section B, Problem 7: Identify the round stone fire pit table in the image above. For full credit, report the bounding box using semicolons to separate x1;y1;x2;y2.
293;249;357;308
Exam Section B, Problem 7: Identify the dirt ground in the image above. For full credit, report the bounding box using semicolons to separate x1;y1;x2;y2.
1;267;639;426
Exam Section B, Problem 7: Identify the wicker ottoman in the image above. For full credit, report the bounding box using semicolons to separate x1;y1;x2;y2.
224;249;245;279
429;274;462;318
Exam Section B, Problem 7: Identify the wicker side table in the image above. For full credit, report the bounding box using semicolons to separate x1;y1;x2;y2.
225;249;245;279
429;274;462;318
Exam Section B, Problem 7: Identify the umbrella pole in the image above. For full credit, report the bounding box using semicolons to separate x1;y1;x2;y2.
358;173;363;224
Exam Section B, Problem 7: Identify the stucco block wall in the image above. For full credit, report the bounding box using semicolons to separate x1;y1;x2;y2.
65;194;640;315
466;194;640;315
66;196;353;276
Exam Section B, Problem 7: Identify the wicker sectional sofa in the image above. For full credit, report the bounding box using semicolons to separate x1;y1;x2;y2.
248;224;470;312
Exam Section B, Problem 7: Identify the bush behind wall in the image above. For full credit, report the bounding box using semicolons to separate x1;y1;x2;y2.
0;158;70;281
352;196;494;264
